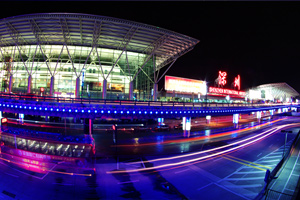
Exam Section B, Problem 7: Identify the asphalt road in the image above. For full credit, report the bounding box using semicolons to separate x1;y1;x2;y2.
0;117;299;200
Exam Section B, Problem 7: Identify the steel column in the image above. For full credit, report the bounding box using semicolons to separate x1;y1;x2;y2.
153;83;158;101
102;79;107;99
49;76;55;96
8;74;13;93
75;77;80;98
27;75;32;94
129;81;134;100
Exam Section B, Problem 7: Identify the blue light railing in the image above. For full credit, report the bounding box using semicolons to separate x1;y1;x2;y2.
0;92;297;108
0;92;298;119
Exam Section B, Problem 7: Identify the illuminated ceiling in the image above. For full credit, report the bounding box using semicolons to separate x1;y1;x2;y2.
0;13;199;71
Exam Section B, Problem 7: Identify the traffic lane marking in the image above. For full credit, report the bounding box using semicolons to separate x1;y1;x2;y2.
223;155;271;170
4;172;19;178
118;180;140;184
234;171;265;174
226;155;272;169
256;153;262;157
52;183;74;186
222;156;267;171
174;168;190;174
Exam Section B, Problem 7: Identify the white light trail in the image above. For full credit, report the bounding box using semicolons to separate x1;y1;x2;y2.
108;123;300;174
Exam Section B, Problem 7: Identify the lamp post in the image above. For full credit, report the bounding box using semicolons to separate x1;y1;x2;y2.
281;130;292;157
112;124;119;169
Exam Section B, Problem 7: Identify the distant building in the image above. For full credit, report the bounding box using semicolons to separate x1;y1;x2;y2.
247;83;299;103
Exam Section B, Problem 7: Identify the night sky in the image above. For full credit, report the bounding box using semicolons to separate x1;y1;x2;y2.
2;1;300;93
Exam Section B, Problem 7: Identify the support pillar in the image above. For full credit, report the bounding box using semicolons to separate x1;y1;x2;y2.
102;79;107;99
206;115;211;124
158;118;164;126
27;75;32;94
84;118;93;136
75;77;80;98
182;116;191;137
19;113;24;124
49;76;55;96
153;83;157;101
257;111;262;122
0;111;2;126
129;81;133;100
8;74;13;93
233;113;239;128
269;109;274;119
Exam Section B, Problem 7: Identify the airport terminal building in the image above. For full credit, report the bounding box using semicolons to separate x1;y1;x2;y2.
0;13;199;100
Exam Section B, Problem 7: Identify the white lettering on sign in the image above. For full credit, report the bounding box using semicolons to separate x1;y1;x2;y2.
209;87;246;97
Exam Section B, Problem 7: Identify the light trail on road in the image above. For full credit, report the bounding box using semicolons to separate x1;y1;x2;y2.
108;123;300;174
113;118;285;147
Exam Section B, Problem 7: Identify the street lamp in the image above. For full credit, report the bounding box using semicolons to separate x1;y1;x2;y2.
281;130;292;157
112;124;119;169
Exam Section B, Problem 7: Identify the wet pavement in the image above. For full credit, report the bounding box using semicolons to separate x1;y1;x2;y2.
1;115;300;199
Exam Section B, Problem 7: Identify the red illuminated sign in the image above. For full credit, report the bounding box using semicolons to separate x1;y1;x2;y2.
165;75;206;94
218;71;227;86
40;87;44;92
209;87;246;97
234;75;241;90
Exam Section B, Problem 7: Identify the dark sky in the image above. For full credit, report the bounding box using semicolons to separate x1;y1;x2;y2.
3;1;300;92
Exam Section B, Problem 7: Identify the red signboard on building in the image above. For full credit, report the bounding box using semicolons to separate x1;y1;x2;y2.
209;87;246;97
218;71;227;86
165;75;207;94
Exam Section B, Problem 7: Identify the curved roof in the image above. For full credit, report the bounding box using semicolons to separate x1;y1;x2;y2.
254;82;299;98
0;13;199;70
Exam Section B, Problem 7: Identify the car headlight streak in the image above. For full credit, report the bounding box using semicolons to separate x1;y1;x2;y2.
108;123;300;174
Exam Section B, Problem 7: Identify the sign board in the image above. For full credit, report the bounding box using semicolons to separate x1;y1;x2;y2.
165;75;207;95
234;75;241;90
218;71;227;86
209;87;246;97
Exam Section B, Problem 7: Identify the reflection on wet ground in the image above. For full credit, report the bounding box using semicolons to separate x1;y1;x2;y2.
1;116;299;199
0;116;282;172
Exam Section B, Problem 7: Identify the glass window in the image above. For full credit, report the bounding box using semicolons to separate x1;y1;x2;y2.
60;144;72;157
40;141;49;154
17;138;27;150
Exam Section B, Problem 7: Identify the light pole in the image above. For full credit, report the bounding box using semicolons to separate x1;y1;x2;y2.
112;124;119;169
281;130;292;157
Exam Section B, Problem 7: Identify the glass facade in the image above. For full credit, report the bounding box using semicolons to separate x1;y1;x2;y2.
0;45;154;100
0;13;199;101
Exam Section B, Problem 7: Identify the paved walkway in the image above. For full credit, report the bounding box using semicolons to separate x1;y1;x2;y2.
264;135;300;199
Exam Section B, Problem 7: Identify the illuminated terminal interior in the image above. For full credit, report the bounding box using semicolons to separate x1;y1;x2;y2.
0;45;150;99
